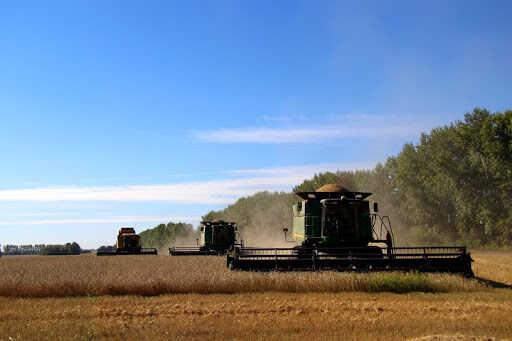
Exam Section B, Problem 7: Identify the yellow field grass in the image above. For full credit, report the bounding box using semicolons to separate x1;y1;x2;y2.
0;254;488;297
0;250;511;340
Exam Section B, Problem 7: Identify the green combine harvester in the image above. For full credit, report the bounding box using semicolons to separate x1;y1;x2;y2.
169;220;240;256
227;184;473;276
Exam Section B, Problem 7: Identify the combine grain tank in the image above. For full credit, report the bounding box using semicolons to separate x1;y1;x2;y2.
97;227;157;256
227;184;473;276
169;220;240;256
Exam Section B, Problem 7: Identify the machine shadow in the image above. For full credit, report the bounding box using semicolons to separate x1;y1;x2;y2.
475;276;512;289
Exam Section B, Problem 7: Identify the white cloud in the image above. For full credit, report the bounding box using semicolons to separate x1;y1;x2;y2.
0;176;300;204
224;162;375;176
0;163;372;204
0;216;199;226
194;117;430;143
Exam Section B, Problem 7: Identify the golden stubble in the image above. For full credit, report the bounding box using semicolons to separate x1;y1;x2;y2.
0;291;511;341
0;254;488;297
0;251;511;340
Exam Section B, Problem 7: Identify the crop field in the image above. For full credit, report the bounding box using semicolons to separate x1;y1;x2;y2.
0;250;511;340
0;254;486;297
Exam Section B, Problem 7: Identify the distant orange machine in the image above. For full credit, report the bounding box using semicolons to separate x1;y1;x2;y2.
97;227;157;256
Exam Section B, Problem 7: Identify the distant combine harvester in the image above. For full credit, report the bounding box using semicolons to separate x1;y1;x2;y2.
97;227;157;256
169;220;241;256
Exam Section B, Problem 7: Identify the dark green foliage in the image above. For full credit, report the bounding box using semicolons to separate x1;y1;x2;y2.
204;108;512;247
139;222;197;252
386;108;512;246
363;272;439;293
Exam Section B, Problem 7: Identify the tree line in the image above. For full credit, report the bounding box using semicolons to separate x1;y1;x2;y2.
2;243;82;255
139;222;197;253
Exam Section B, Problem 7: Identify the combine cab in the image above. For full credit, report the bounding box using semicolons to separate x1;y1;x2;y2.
97;227;157;256
227;184;473;276
170;220;240;256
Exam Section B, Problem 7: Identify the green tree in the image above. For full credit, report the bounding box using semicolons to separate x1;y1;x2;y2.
139;222;197;253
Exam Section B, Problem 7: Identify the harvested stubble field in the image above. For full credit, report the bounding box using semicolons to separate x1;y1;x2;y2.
0;250;511;341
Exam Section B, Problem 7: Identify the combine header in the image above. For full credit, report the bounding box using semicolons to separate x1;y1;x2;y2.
170;220;240;256
227;184;473;276
97;227;157;256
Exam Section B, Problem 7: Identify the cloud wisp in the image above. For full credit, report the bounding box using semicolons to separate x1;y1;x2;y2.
223;162;375;176
0;177;293;204
0;163;372;204
0;216;200;226
194;115;431;144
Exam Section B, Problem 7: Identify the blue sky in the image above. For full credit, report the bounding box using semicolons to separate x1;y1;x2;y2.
1;1;511;248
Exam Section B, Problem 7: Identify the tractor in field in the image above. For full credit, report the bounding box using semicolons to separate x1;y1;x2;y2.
97;227;157;256
169;220;240;256
227;184;473;276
